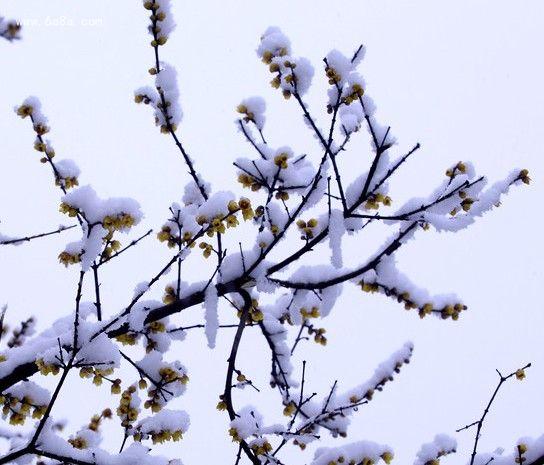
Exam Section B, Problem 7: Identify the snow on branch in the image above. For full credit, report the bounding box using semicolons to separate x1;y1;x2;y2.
0;4;536;465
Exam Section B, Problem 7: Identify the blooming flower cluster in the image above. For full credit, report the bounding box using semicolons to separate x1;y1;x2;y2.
258;27;314;98
134;409;189;444
1;381;48;425
15;97;80;190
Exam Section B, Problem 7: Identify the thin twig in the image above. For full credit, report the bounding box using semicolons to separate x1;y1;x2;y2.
0;224;77;246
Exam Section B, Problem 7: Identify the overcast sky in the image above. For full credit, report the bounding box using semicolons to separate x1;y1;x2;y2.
1;1;543;464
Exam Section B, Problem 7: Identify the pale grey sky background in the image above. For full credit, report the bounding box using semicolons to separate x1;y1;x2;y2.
1;1;543;464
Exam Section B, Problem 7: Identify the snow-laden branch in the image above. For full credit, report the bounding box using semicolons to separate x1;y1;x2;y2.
0;3;536;465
